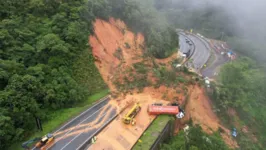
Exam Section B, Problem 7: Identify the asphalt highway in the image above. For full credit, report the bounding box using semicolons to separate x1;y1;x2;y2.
179;34;191;54
201;48;229;78
32;96;117;150
179;32;229;77
186;34;210;71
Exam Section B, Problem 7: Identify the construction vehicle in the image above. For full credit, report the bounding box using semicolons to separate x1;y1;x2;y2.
122;103;141;125
22;133;54;150
35;133;54;148
22;137;41;150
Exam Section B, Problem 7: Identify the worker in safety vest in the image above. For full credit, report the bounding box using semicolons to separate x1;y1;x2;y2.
91;136;97;144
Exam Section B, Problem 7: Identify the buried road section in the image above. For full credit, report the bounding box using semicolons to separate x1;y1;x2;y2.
32;96;118;150
87;94;167;150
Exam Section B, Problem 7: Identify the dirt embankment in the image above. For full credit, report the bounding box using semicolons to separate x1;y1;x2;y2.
89;18;185;150
89;18;185;101
90;18;144;92
182;85;238;149
89;18;236;149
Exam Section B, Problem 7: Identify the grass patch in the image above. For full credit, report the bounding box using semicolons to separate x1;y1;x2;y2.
9;89;109;150
132;115;171;150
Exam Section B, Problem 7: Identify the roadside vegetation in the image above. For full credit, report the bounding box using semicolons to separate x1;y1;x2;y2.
133;115;172;150
8;89;109;150
161;124;229;150
209;57;265;149
0;1;109;149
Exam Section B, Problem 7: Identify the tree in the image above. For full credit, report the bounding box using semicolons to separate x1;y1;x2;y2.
161;125;229;150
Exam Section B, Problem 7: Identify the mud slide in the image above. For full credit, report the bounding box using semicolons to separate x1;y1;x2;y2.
43;102;117;150
88;18;186;150
90;18;144;92
184;85;238;148
88;94;167;150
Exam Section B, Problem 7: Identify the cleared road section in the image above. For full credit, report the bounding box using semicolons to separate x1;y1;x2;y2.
186;34;210;71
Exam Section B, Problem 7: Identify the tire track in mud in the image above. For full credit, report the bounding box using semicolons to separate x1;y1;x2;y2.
44;102;117;150
53;104;110;137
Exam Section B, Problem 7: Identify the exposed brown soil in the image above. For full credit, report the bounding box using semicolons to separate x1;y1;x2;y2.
89;18;237;149
89;18;184;150
88;94;167;150
90;18;144;92
182;85;238;148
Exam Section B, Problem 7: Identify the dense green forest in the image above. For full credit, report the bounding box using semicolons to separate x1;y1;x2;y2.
211;57;266;149
0;0;179;149
161;125;229;150
0;1;106;149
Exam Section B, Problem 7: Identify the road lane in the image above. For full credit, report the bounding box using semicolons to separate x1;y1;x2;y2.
54;106;116;150
179;33;194;55
47;105;113;150
179;34;190;54
186;34;210;71
32;96;118;150
54;98;109;133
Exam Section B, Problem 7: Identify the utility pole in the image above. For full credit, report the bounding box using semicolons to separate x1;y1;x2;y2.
35;116;43;131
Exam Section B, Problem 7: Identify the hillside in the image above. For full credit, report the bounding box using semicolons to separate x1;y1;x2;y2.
87;18;234;149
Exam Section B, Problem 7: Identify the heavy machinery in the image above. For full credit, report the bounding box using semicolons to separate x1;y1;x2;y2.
122;103;141;125
22;133;54;150
22;137;41;150
35;133;54;148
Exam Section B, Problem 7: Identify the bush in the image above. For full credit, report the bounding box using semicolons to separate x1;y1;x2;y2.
124;42;131;49
113;47;123;60
161;125;229;150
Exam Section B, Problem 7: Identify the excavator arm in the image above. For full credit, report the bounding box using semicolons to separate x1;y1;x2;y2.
22;137;41;150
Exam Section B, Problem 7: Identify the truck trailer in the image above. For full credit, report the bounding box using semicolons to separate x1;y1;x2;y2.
147;105;179;115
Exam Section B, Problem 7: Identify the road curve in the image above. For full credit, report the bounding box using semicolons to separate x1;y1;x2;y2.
32;96;117;150
186;34;210;71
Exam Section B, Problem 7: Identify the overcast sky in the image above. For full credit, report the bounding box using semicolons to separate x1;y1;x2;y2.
174;0;266;40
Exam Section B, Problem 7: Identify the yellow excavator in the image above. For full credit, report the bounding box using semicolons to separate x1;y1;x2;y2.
122;103;141;125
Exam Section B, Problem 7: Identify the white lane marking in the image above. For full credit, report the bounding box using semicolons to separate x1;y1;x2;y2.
60;109;111;150
53;96;109;134
47;104;109;150
75;111;118;150
31;96;109;150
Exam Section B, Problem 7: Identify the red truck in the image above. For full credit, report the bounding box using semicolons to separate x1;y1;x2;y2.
147;105;179;115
